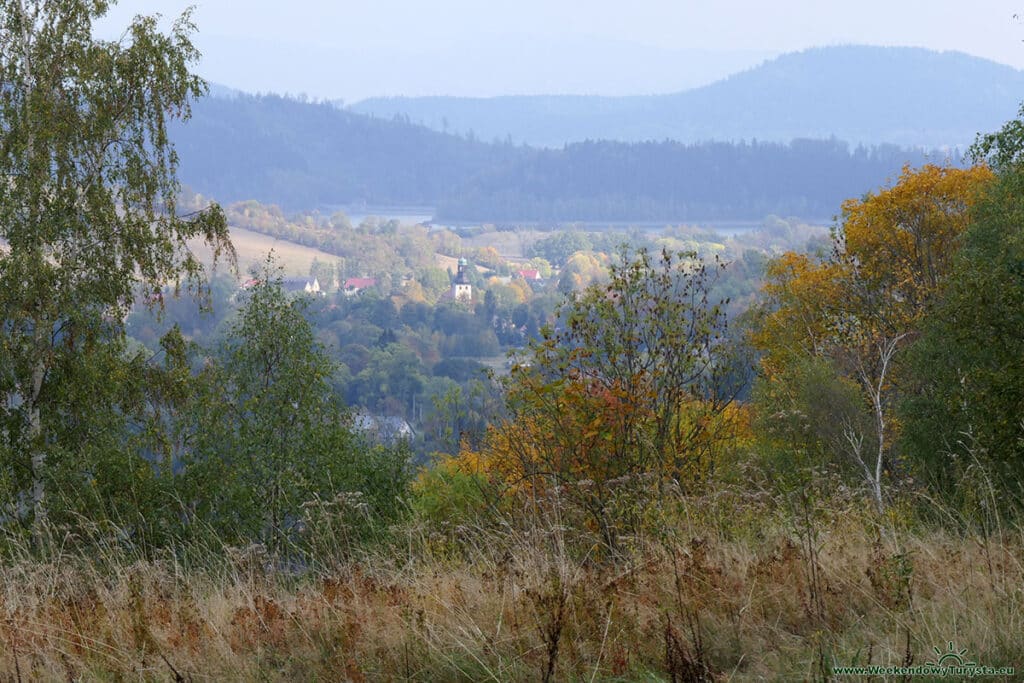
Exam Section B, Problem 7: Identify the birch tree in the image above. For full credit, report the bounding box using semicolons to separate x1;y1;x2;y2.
0;0;231;544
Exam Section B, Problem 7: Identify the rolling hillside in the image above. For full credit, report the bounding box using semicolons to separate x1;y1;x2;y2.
187;226;344;278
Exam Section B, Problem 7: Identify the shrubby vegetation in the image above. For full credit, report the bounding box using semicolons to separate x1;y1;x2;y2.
901;118;1024;512
459;249;744;540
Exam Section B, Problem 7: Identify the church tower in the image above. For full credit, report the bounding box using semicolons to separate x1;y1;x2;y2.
452;257;472;302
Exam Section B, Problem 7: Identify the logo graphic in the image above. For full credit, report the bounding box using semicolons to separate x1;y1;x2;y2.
926;642;975;668
831;640;1015;678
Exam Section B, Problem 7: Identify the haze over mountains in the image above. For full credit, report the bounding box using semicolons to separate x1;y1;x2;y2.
171;45;1005;221
350;46;1024;149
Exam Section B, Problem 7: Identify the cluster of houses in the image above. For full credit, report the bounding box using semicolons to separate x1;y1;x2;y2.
239;275;379;297
442;260;547;303
484;268;543;287
237;259;546;304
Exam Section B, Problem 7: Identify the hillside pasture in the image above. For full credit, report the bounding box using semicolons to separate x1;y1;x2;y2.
189;226;341;279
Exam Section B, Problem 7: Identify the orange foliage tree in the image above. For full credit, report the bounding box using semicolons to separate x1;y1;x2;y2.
458;247;746;550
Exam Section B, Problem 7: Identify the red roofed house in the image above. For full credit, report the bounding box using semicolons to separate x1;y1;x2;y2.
343;277;377;296
515;269;542;281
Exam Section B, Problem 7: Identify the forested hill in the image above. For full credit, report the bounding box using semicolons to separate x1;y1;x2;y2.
171;94;518;209
350;46;1024;149
433;139;944;222
171;91;952;221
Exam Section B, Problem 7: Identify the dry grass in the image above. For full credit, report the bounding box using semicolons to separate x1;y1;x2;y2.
433;252;461;272
0;498;1021;681
188;226;342;278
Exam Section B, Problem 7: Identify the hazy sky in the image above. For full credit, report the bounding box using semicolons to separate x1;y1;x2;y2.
96;0;1024;102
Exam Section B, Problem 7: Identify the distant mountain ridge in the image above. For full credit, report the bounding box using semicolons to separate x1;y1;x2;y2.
349;46;1024;148
170;90;947;222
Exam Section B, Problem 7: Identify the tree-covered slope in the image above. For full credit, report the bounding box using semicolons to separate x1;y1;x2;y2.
171;93;520;208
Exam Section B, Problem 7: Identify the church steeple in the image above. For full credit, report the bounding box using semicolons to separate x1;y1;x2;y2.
452;257;472;302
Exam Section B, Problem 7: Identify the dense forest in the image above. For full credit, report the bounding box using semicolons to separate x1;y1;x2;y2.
3;3;1024;680
434;138;947;221
174;90;951;220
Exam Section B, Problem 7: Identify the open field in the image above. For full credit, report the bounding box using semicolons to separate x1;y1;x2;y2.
189;226;342;279
2;494;1020;681
433;252;460;272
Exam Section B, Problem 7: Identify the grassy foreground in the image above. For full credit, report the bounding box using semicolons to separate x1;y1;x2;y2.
0;492;1021;682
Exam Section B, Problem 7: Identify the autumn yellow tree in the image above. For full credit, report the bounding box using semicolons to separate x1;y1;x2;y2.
753;252;843;380
840;164;991;315
753;164;993;510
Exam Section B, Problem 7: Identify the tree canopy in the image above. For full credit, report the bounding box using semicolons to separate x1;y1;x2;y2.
0;0;231;544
